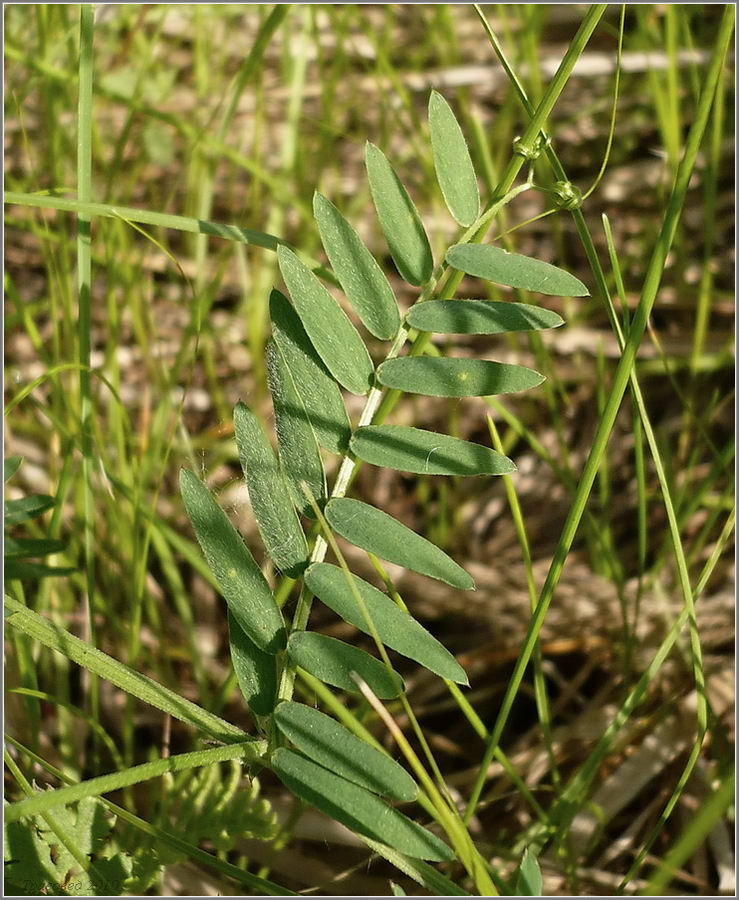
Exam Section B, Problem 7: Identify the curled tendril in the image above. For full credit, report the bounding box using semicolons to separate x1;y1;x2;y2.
512;133;550;160
551;180;583;210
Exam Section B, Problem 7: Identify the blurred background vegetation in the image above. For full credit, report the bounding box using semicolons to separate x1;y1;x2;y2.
4;4;734;895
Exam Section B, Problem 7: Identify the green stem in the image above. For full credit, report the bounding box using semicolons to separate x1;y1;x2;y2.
76;0;97;746
4;595;260;747
5;743;258;823
464;2;734;823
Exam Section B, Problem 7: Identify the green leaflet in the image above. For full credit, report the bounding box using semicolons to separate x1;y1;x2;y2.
266;338;326;518
428;91;480;227
324;498;474;591
274;701;418;801
446;243;589;297
351;425;516;477
515;849;543;896
4;560;75;579
4;536;66;558
5;456;23;482
277;245;374;395
377;357;544;398
287;631;403;699
271;749;453;862
306;562;469;682
233;401;309;578
179;469;286;654
313;193;400;340
270;289;351;454
228;611;278;717
406;299;564;334
4;494;54;526
365;142;433;286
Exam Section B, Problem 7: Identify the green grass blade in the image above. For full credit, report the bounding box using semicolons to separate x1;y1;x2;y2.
4;595;254;745
5;743;258;823
464;2;734;824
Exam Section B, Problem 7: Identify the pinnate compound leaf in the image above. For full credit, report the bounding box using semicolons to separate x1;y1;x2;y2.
4;797;137;896
446;243;589;297
287;631;403;699
274;701;418;801
306;562;469;682
228;611;278;717
428;91;480;227
313;193;400;340
325;498;474;591
233;401;308;578
406;299;564;334
377;357;544;398
515;848;543;896
365;142;433;286
277;246;374;395
351;425;516;477
179;469;286;654
266;338;326;518
271;748;453;862
270;289;351;454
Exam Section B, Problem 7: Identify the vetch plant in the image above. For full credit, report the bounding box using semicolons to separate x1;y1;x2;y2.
178;88;586;891
5;5;732;895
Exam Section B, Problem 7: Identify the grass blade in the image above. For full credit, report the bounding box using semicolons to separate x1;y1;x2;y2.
4;596;254;745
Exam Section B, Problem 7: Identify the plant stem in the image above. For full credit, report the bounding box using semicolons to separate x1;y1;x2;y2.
464;2;734;823
76;2;98;747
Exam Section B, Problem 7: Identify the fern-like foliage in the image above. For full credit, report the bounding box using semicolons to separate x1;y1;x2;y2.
181;91;587;862
4;797;157;896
